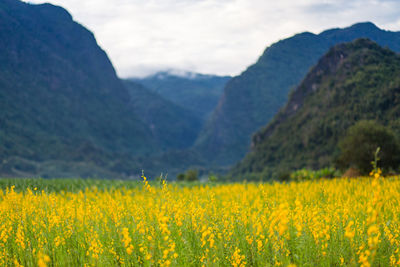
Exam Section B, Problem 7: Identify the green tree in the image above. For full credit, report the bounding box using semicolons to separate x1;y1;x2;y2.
176;173;185;182
336;120;400;174
208;173;218;182
185;169;199;182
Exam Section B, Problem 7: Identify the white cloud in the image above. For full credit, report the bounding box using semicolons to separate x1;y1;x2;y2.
23;0;400;77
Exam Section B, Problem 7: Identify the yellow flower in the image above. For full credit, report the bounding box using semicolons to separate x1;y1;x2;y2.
37;253;50;267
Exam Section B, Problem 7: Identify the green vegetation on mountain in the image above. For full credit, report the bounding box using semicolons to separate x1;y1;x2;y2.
131;71;230;121
0;0;219;179
0;0;205;178
196;22;400;166
336;120;400;174
230;39;400;180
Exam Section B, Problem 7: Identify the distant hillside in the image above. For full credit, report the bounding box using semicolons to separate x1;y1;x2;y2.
0;0;161;178
230;39;400;180
131;71;231;120
195;22;400;166
123;80;202;150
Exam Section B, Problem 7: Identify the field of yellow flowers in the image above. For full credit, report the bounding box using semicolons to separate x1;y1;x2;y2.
1;173;400;266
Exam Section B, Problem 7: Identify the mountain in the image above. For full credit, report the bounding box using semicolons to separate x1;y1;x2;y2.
230;39;400;180
195;22;400;166
131;71;231;121
123;80;202;150
0;0;161;178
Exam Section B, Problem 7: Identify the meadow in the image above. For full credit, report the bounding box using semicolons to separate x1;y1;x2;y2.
1;172;400;266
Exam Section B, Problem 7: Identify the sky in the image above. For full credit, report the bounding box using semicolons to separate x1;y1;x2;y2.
23;0;400;78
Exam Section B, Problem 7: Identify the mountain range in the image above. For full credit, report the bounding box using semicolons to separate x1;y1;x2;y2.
2;0;400;179
230;38;400;180
195;22;400;167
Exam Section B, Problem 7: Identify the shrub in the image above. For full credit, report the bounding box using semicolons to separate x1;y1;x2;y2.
208;173;218;182
289;168;337;182
185;169;199;182
277;171;291;182
176;173;185;182
176;169;199;182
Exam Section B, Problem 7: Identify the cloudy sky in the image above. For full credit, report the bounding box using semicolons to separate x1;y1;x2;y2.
23;0;400;77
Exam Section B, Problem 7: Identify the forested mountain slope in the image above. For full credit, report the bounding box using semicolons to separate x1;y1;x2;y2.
230;39;400;180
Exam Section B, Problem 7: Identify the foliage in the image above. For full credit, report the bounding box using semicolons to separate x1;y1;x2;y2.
176;173;185;182
336;121;400;174
289;168;338;182
0;174;400;266
207;173;218;182
175;169;199;182
277;171;291;182
185;169;199;182
232;39;400;180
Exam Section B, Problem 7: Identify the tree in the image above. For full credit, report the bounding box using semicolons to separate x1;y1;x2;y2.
176;173;185;182
176;169;199;182
336;120;400;174
185;169;199;182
